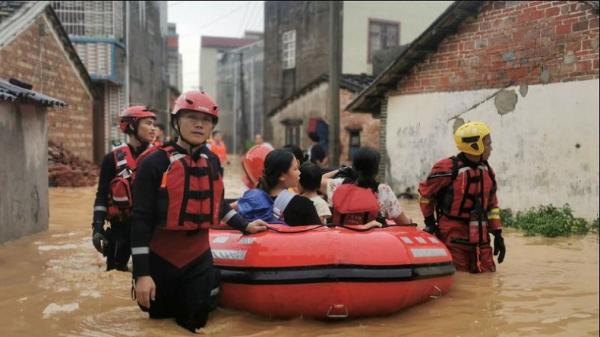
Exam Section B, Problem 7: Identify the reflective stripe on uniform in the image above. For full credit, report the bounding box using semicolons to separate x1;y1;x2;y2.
488;208;501;220
419;196;431;204
169;153;187;163
94;206;107;212
131;247;149;255
222;209;237;223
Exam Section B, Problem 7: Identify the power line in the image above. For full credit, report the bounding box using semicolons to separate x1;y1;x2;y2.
239;2;252;36
197;4;246;31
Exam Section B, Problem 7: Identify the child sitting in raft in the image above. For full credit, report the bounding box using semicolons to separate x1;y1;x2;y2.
299;162;331;224
238;149;321;226
321;147;412;227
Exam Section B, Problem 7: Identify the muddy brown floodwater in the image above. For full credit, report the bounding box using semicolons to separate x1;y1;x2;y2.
0;156;597;336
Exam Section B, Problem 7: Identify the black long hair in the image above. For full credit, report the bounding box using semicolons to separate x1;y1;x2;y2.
348;147;380;193
257;149;295;193
282;144;307;164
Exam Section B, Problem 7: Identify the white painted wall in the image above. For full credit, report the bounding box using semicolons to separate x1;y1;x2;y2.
342;1;451;75
199;47;217;97
386;80;600;220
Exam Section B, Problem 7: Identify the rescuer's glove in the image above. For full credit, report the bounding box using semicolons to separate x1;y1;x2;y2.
492;230;506;263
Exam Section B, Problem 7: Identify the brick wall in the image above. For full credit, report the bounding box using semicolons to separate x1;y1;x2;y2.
264;1;330;140
393;1;599;95
339;89;380;165
0;15;94;161
270;82;380;164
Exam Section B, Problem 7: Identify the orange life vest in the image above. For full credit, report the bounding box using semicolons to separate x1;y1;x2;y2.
107;144;137;220
332;184;379;225
435;157;497;222
157;145;224;231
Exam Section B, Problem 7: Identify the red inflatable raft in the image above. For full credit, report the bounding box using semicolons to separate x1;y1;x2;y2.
209;224;454;319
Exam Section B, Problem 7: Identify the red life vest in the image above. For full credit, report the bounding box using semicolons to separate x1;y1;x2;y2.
156;145;224;231
435;157;497;222
332;184;379;225
107;144;137;220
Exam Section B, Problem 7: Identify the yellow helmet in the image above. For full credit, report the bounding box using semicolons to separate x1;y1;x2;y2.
454;121;491;156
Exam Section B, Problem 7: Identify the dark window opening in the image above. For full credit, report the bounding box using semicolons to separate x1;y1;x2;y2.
368;19;400;63
349;130;361;160
282;119;302;146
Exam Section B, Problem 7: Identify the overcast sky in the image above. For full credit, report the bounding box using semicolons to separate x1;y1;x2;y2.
167;1;264;92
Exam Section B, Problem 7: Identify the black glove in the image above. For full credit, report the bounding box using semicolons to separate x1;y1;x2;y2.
92;221;108;256
492;230;506;263
333;165;357;180
423;216;439;235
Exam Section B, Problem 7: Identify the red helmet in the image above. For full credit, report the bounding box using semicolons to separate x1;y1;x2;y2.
242;143;274;188
119;106;156;133
171;90;219;122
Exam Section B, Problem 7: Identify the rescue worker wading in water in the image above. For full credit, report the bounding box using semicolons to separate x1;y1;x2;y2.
92;106;157;271
130;91;268;332
418;121;506;273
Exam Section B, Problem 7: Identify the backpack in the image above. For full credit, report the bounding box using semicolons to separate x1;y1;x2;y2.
237;189;293;223
107;145;136;219
332;184;379;225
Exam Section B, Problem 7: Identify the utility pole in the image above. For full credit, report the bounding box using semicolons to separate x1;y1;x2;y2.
328;1;342;167
239;52;246;154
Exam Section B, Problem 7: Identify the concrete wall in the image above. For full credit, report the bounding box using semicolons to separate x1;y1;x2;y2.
270;81;329;150
0;15;94;161
383;1;599;219
0;102;49;244
339;89;380;165
270;83;380;163
200;47;218;97
216;41;264;154
128;1;168;120
342;1;450;75
386;80;599;219
263;1;330;141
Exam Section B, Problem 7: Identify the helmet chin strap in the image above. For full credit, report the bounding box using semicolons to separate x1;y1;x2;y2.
129;122;148;149
174;118;203;154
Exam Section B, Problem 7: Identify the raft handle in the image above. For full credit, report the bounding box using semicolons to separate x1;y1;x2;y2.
327;304;349;318
429;285;443;299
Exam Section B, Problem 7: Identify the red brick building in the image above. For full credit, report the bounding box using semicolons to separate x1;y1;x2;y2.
268;74;379;165
349;1;599;217
0;2;95;161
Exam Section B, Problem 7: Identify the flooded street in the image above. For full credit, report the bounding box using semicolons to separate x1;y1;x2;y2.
0;156;597;337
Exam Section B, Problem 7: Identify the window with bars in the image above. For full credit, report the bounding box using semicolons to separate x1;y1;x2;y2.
282;119;302;146
51;1;123;39
281;30;296;69
349;130;361;160
368;19;399;63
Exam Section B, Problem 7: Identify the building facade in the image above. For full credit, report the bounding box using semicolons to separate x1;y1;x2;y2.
216;40;264;154
268;74;377;164
52;1;168;163
0;80;66;243
263;1;451;141
0;1;95;162
348;1;599;219
199;33;262;99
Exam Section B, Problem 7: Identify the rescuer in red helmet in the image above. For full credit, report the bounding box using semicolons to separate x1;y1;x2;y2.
92;106;157;271
130;91;267;332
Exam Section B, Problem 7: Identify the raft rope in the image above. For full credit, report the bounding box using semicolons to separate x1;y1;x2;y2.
211;222;418;234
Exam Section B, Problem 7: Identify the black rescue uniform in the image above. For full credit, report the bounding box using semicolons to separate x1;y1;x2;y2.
93;143;149;271
130;142;249;332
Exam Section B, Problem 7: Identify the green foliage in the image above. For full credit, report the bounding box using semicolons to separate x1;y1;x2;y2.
500;208;515;228
501;204;593;237
592;217;599;233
